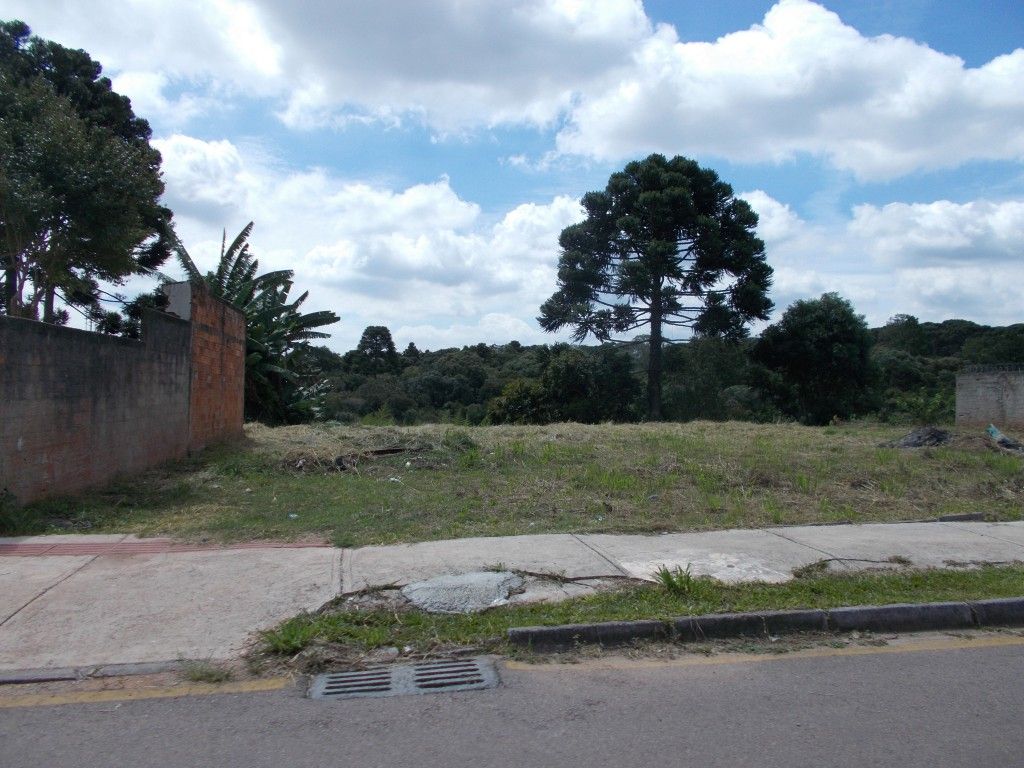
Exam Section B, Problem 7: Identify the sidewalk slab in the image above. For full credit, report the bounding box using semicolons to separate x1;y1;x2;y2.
0;556;94;624
0;548;340;671
344;534;619;592
940;521;1024;550
775;522;1024;568
578;529;824;583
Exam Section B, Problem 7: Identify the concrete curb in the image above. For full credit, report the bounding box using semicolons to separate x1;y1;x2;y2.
0;660;186;686
508;597;1024;649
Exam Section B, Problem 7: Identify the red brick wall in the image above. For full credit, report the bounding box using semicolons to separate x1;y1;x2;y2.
186;286;246;453
0;283;246;504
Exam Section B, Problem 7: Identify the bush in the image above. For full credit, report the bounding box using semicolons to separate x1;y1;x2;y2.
753;293;876;425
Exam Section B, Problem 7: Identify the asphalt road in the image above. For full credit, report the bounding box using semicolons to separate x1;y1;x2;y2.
3;636;1023;768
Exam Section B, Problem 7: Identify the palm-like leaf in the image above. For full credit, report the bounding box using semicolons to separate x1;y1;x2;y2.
174;222;340;422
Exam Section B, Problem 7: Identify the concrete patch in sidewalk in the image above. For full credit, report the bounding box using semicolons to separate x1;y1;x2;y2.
344;534;618;592
0;548;340;671
579;529;824;583
401;572;525;614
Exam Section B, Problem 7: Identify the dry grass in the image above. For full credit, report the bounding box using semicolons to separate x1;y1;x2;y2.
14;420;1023;546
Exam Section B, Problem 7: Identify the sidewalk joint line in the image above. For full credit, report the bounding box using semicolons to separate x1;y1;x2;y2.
0;553;101;628
570;534;631;578
760;527;839;560
937;521;1024;551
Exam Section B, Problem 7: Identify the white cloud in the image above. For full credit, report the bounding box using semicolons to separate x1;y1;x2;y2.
262;0;651;131
109;71;215;129
744;191;1024;326
154;135;254;223
11;0;1024;178
6;0;284;102
556;0;1024;179
154;135;582;350
849;199;1024;265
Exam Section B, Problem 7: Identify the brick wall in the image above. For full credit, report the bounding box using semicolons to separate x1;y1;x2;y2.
184;286;246;452
0;283;246;504
956;370;1024;428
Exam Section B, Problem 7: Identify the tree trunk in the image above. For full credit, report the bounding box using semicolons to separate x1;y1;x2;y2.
42;284;57;324
647;292;663;421
2;264;16;315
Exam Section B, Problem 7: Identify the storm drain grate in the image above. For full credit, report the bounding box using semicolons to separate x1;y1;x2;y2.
309;657;500;700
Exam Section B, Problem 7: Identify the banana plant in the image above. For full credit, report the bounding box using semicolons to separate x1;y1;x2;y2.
173;223;339;422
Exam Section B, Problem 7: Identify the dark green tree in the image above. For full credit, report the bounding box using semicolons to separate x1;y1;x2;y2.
538;154;773;419
753;293;875;425
402;341;422;361
0;20;171;320
347;325;400;374
874;314;928;355
88;287;168;339
661;337;752;421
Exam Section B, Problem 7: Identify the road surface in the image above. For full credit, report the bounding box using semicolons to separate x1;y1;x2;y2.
2;633;1022;768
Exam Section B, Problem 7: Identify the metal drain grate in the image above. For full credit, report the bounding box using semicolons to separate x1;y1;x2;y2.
309;657;500;701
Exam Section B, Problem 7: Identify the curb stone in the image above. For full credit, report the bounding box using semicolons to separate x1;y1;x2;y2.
0;660;186;686
828;602;973;633
675;609;828;642
508;598;1024;649
507;620;667;648
970;597;1024;626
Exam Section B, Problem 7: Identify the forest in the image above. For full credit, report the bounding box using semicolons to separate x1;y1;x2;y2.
295;312;1024;428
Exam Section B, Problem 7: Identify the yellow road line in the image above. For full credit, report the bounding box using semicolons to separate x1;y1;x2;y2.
506;633;1024;672
0;676;292;709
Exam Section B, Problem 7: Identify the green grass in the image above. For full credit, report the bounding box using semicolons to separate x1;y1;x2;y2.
178;658;234;683
258;565;1024;657
4;421;1022;545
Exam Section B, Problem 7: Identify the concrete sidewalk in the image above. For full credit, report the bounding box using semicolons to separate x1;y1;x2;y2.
1;521;1023;672
343;521;1024;589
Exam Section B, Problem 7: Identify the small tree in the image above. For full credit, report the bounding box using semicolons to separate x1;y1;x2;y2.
538;154;773;419
753;292;875;425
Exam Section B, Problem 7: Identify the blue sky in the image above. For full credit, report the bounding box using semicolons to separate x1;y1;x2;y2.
8;0;1024;351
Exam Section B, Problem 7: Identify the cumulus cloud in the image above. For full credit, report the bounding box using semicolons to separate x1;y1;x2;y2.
11;0;1024;178
154;135;582;350
849;200;1024;265
744;191;1024;326
264;0;651;130
556;0;1024;178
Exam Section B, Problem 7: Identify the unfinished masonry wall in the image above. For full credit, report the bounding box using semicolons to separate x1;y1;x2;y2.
956;369;1024;428
1;283;245;504
166;283;246;453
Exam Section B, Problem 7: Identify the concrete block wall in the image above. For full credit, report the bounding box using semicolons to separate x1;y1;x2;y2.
956;370;1024;428
1;283;246;504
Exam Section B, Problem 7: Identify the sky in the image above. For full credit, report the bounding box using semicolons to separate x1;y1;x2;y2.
7;0;1024;352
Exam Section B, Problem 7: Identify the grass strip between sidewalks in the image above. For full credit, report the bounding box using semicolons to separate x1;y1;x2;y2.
258;565;1024;660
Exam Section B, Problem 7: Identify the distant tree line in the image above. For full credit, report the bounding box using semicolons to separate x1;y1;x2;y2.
300;298;1023;428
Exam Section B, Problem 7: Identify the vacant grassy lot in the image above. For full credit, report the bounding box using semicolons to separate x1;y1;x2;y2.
7;421;1022;545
